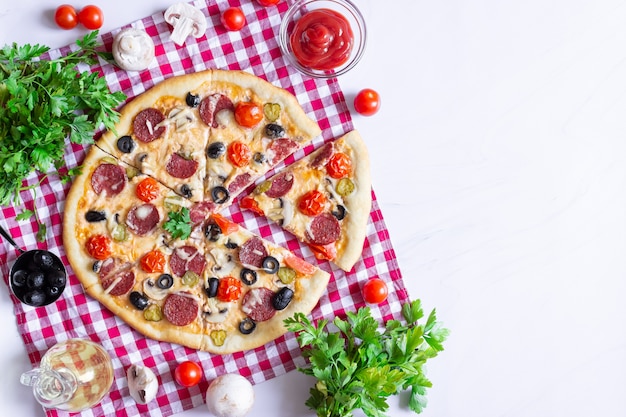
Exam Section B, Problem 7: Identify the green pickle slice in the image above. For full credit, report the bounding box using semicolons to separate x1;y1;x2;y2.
277;267;296;284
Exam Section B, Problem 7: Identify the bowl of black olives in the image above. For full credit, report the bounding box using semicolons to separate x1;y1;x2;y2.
9;250;67;307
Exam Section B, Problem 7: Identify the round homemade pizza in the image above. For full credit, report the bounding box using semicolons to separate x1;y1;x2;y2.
63;69;370;354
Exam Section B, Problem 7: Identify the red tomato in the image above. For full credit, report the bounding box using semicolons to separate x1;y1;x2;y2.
217;277;242;302
221;7;246;31
353;88;381;116
210;213;239;235
227;141;252;167
54;5;78;30
234;102;263;128
86;234;111;260
140;250;166;273
174;361;203;387
240;196;265;217
309;243;336;261
78;5;104;30
298;190;327;216
136;177;159;202
257;0;280;6
362;278;389;304
326;152;352;179
284;255;317;275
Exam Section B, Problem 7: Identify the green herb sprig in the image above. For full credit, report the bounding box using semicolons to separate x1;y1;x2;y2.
285;299;449;417
163;207;192;240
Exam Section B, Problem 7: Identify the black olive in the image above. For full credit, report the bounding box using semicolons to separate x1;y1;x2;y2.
23;290;47;307
205;222;222;242
331;205;346;221
130;291;149;310
157;274;174;289
265;123;285;139
239;317;257;335
272;287;294;311
180;184;193;199
117;135;136;154
26;271;45;289
211;186;230;204
240;268;257;285
46;286;61;298
92;261;102;273
186;92;201;108
85;210;107;223
224;239;238;249
11;269;28;288
262;256;280;274
46;269;66;288
207;142;226;159
136;153;149;164
253;152;266;164
205;277;219;298
33;250;55;270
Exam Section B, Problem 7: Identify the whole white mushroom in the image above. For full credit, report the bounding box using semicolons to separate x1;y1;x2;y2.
205;373;255;417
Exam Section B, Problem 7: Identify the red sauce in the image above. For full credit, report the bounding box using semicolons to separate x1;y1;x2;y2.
289;8;354;71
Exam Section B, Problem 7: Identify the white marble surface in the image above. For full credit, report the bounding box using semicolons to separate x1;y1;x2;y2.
2;1;626;416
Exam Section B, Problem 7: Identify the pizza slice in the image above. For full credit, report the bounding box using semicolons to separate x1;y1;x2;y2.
240;130;371;272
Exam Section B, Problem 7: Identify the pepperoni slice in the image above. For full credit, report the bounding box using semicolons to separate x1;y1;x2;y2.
238;237;268;268
227;173;252;194
163;293;199;326
199;93;234;128
170;245;206;277
265;172;294;198
126;203;160;236
268;138;299;164
311;142;334;167
99;258;135;296
242;288;276;322
91;164;127;196
189;201;215;226
306;212;341;245
166;153;199;179
133;108;166;142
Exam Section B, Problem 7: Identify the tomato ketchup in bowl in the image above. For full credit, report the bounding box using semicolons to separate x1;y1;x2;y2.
279;0;366;78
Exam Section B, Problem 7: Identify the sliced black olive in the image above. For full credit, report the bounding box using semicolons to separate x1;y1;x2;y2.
136;153;149;164
92;261;102;273
262;256;280;274
265;123;285;139
186;92;201;108
253;152;266;164
180;184;193;199
117;135;136;154
205;277;219;298
205;222;222;242
11;269;28;288
207;142;226;159
272;287;294;311
211;186;230;204
85;210;107;223
26;271;45;289
224;239;238;249
240;268;257;285
156;274;174;289
331;205;346;221
239;317;257;335
33;250;55;269
130;291;149;310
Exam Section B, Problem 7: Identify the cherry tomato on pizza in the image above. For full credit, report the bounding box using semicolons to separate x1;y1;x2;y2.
136;177;159;202
78;5;104;30
309;243;336;262
257;0;280;6
227;141;252;167
174;361;203;387
86;234;111;260
210;213;239;235
326;152;352;179
353;88;381;116
240;196;265;217
362;277;389;304
217;277;242;302
140;249;166;273
54;5;78;30
234;102;263;128
298;190;327;216
221;7;246;31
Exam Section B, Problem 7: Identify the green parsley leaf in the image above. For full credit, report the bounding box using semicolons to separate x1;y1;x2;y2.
15;210;34;221
163;207;192;240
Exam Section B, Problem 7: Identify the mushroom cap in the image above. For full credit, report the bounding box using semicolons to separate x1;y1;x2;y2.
164;2;208;38
126;364;159;405
205;373;255;417
112;28;155;72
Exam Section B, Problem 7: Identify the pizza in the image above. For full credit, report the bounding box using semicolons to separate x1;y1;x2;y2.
240;130;371;271
63;69;334;354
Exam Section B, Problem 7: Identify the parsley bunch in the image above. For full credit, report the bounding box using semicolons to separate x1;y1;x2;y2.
285;300;449;417
0;31;126;209
163;207;192;240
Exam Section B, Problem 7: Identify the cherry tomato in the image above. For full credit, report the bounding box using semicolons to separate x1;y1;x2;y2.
309;243;336;262
234;102;263;128
221;7;246;31
136;177;159;202
174;361;203;387
86;234;111;260
284;255;317;275
209;213;239;235
362;277;389;304
217;277;242;302
240;195;265;216
326;152;352;179
298;190;327;216
353;89;381;116
54;5;78;30
78;5;104;30
257;0;280;6
227;141;252;167
140;250;166;273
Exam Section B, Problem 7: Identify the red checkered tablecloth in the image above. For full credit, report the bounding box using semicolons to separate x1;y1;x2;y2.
0;1;409;416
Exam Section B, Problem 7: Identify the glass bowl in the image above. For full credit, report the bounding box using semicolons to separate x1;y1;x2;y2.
279;0;367;78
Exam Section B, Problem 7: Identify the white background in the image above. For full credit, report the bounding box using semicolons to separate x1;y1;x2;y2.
2;0;626;416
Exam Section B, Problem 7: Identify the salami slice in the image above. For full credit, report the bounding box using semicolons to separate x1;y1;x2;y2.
306;212;341;245
265;172;294;198
189;201;215;226
268;138;299;164
166;153;199;179
133;108;166;142
238;237;268;268
99;258;134;296
227;173;252;194
241;288;276;322
91;164;127;196
163;292;199;326
199;93;234;128
311;142;334;167
170;245;206;277
126;203;160;236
